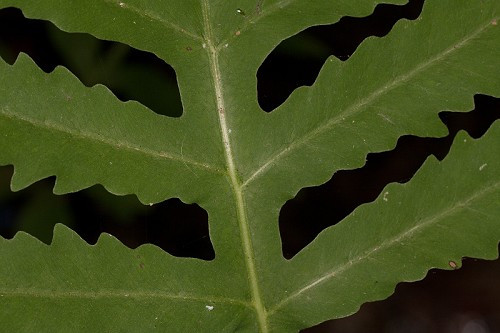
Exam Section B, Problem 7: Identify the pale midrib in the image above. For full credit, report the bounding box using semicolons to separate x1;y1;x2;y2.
103;0;202;41
268;181;500;315
201;1;268;332
0;289;250;307
0;110;219;173
242;20;493;188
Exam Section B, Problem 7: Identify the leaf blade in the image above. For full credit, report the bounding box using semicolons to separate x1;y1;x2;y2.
0;55;225;202
269;124;500;331
239;0;500;195
0;224;256;332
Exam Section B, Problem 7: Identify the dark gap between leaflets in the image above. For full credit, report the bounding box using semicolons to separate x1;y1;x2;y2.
257;0;424;112
280;95;499;259
0;170;215;260
0;7;183;117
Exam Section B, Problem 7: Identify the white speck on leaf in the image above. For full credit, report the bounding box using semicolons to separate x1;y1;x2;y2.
383;191;389;202
119;2;125;7
205;305;214;311
149;203;153;206
202;43;207;48
479;163;487;171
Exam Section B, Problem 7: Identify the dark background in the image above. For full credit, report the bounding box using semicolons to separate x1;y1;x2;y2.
1;1;499;332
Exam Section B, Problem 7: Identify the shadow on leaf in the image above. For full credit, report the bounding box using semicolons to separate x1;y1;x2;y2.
280;94;500;259
0;7;183;118
0;171;215;261
257;0;424;112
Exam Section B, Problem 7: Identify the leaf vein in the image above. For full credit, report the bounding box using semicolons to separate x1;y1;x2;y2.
218;0;294;47
242;19;494;188
201;1;268;331
0;289;251;307
0;109;220;173
103;0;202;41
268;180;500;314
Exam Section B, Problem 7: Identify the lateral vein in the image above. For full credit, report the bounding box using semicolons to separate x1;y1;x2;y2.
268;181;500;315
242;20;493;188
0;289;251;307
0;110;220;173
104;0;202;41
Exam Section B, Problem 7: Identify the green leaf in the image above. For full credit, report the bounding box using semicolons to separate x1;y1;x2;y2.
0;0;499;332
0;225;257;332
269;126;500;329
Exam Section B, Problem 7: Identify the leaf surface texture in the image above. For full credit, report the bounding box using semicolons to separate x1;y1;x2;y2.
0;0;499;331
